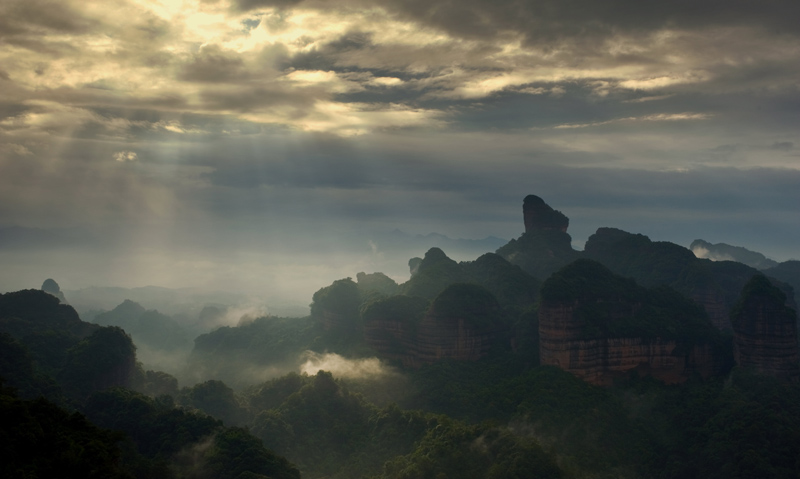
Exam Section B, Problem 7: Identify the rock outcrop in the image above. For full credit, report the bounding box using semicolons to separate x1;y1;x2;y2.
363;284;509;368
41;278;68;303
538;260;726;385
310;278;361;332
398;248;539;312
584;227;796;331
539;306;719;386
731;275;800;381
690;239;778;270
497;197;579;280
523;195;569;233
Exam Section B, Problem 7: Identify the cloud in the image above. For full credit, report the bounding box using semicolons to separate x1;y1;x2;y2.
553;112;711;129
114;151;138;162
234;0;305;12
179;45;248;83
299;352;390;379
0;0;799;296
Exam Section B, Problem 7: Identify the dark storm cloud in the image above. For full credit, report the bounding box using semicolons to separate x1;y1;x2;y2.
288;31;374;71
0;0;99;55
385;0;800;45
0;0;95;36
198;85;316;112
179;46;248;83
234;0;305;12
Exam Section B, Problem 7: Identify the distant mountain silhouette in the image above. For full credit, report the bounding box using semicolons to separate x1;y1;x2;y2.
690;239;779;270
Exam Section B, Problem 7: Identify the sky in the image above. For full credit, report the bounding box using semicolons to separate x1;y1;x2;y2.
1;0;799;302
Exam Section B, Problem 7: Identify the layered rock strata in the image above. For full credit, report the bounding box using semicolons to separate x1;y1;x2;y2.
539;304;717;386
363;284;508;368
538;259;723;386
731;275;800;381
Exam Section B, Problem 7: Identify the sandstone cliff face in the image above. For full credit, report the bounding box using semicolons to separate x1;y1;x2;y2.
689;287;730;331
364;313;504;368
538;303;719;385
363;284;508;368
731;275;800;381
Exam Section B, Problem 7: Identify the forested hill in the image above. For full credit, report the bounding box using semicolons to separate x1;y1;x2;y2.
2;194;800;478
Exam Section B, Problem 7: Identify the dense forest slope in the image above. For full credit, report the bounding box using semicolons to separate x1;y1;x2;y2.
2;194;800;479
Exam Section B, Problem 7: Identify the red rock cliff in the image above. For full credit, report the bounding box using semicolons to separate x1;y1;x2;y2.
538;302;718;386
731;275;800;381
363;285;508;368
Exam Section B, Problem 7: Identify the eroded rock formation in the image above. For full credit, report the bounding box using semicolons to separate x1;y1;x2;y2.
310;278;361;332
538;260;725;385
539;304;719;386
731;275;800;381
497;197;579;280
41;278;68;303
583;227;796;331
363;284;508;368
523;195;569;233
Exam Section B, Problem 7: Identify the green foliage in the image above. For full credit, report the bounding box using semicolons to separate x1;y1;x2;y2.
20;329;80;378
204;427;300;479
59;326;138;400
357;272;399;296
584;229;696;288
730;274;797;336
582;228;796;331
142;369;179;397
399;249;538;315
0;332;60;400
733;273;788;309
246;372;311;412
187;315;317;388
362;295;429;327
83;387;300;479
93;300;191;353
0;385;131;479
637;369;800;479
311;277;361;320
262;371;375;476
0;289;94;339
429;283;504;329
398;248;469;300
84;387;220;459
461;253;540;313
379;419;562;479
542;259;720;343
178;379;248;426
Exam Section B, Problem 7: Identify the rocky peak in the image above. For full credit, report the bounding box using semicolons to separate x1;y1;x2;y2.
496;196;579;280
523;195;569;233
419;247;452;269
731;274;800;381
690;239;778;270
41;278;67;303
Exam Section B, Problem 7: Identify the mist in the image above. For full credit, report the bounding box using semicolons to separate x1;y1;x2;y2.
300;352;391;379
